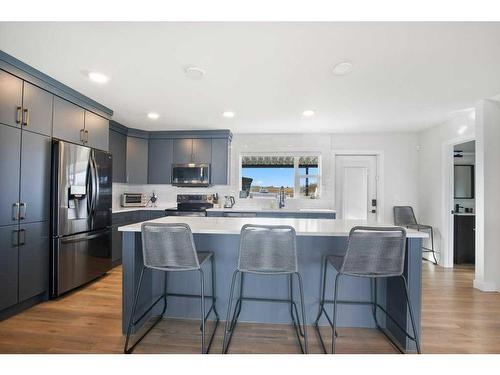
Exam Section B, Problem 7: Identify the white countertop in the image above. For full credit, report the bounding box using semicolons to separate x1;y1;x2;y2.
112;204;175;214
206;207;336;213
454;213;475;216
118;216;427;238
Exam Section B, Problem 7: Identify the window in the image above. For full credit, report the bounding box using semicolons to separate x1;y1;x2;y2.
240;155;320;199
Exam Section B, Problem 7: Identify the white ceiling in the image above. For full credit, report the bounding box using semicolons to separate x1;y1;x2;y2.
1;22;499;133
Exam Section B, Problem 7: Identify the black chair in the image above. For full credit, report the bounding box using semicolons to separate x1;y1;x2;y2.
394;206;437;264
314;226;421;354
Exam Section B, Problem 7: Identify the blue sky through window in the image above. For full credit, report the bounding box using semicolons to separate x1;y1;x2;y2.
242;167;294;188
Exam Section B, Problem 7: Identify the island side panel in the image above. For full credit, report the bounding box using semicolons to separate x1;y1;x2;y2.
126;233;385;329
122;232;422;352
122;232;154;334
385;238;423;352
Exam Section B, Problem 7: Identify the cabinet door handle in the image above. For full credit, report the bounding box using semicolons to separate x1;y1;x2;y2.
84;129;89;143
18;229;26;246
12;203;20;221
11;230;18;246
19;202;27;220
22;108;29;126
80;129;85;143
16;106;22;124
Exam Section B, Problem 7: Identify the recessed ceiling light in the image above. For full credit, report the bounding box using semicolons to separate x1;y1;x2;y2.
88;71;109;84
302;110;315;117
332;61;353;76
184;66;206;80
147;112;160;120
222;111;235;118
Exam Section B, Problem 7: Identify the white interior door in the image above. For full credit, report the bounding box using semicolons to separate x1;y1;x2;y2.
335;155;378;221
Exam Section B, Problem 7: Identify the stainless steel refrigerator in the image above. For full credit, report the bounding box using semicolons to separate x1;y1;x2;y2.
50;140;112;297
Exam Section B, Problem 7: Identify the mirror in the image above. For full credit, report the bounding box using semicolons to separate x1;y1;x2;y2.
454;165;474;199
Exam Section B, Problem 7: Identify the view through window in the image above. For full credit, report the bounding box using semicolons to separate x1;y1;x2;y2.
241;155;320;198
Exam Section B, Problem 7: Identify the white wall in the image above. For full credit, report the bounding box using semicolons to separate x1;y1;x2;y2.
417;110;476;266
331;133;419;223
474;99;500;292
113;132;420;223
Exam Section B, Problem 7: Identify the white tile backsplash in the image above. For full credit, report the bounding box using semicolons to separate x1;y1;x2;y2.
113;131;420;218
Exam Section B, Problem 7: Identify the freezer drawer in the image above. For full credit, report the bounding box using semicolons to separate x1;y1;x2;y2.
52;228;111;297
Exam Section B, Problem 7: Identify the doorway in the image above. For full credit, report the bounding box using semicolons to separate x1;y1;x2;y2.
451;141;476;266
442;137;476;268
334;154;379;221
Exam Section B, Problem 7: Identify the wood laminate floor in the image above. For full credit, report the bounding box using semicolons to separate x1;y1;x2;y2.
0;262;499;354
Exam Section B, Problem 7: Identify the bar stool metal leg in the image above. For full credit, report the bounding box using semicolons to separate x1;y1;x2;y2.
124;267;168;354
289;274;304;337
401;275;421;354
196;258;221;354
200;269;205;354
331;273;341;354
289;273;307;353
222;270;239;354
295;272;309;354
314;256;328;325
314;257;339;354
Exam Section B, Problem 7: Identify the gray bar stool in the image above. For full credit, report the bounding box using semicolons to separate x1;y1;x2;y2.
394;206;437;264
222;224;308;354
124;222;219;354
314;226;421;354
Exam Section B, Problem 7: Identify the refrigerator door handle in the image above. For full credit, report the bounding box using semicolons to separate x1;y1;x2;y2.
59;228;109;244
91;151;100;216
88;153;97;217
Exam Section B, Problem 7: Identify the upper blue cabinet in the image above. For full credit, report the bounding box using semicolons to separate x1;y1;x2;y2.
109;127;232;185
0;69;53;137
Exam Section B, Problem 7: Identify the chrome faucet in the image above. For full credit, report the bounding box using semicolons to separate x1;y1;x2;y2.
278;186;286;209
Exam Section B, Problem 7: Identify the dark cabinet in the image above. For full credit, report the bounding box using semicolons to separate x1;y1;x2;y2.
85;111;109;151
109;129;127;183
111;210;166;266
173;138;193;164
111;128;231;186
454;215;475;264
149;210;166;220
148;139;173;184
20;132;51;223
0;124;51;314
21;82;53;136
207;210;336;219
18;221;49;302
0;124;21;227
0;71;53;136
172;138;212;164
53;96;85;145
192;139;212;163
0;70;23;128
0;221;49;310
126;136;148;184
0;225;19;311
211;138;229;185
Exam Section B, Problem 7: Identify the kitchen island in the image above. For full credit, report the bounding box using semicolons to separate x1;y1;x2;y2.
119;216;427;352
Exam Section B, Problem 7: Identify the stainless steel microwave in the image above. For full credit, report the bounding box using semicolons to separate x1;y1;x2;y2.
171;163;211;187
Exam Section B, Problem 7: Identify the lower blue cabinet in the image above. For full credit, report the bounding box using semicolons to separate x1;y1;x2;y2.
0;225;19;311
0;221;49;315
111;210;167;266
206;211;336;219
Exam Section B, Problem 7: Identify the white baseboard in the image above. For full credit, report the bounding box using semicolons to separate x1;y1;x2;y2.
473;278;498;292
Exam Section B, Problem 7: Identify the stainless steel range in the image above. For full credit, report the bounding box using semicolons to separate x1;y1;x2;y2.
165;194;214;217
